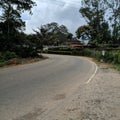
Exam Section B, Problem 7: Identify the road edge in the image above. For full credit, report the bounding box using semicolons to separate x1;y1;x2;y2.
81;57;98;84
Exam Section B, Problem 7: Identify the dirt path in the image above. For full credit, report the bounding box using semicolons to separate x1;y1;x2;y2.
40;64;120;120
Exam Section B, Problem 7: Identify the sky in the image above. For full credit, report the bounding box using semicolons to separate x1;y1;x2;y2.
22;0;86;35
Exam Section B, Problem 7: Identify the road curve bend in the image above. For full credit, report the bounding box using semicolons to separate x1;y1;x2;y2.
0;54;97;120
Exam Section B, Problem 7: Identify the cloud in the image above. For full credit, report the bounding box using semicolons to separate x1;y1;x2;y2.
24;0;86;35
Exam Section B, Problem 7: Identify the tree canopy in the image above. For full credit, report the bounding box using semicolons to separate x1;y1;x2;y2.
34;22;72;46
0;0;36;52
78;0;120;46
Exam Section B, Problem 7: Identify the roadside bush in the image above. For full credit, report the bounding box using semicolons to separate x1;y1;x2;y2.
0;61;6;67
95;51;101;60
3;51;17;60
113;51;120;64
104;51;113;62
0;51;18;66
103;51;120;64
48;47;72;51
82;49;93;56
72;50;82;56
44;50;72;55
118;53;120;63
0;52;5;62
82;49;101;60
82;49;120;64
45;48;120;66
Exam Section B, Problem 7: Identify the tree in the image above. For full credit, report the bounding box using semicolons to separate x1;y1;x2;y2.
107;0;120;43
0;0;35;51
79;0;120;46
0;4;25;51
76;25;93;39
0;0;35;12
67;33;73;41
79;0;111;45
34;22;70;46
33;26;47;52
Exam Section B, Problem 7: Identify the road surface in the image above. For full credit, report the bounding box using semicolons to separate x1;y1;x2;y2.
0;54;96;120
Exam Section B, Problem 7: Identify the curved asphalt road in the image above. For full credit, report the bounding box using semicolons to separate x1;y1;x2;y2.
0;54;96;120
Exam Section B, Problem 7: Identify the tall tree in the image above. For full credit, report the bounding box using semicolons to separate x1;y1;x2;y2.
67;33;73;41
79;0;120;45
34;22;70;46
107;0;120;43
76;25;93;39
0;0;35;51
79;0;110;45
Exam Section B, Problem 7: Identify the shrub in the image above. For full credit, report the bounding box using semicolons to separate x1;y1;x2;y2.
45;50;72;55
118;53;120;63
45;48;120;65
104;51;113;62
3;51;17;60
82;49;101;59
0;52;5;62
82;49;92;56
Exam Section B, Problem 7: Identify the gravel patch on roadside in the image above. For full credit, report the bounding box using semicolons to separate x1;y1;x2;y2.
40;66;120;120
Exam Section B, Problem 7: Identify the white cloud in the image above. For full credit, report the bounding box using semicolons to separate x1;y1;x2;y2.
24;0;86;35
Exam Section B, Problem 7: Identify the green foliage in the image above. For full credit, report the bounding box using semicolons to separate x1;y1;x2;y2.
44;50;72;55
101;50;120;64
79;0;119;45
2;51;17;60
0;52;5;62
76;25;94;41
0;0;36;13
0;0;36;57
107;0;120;42
0;51;17;67
34;22;72;46
44;45;120;67
45;47;120;71
82;49;101;60
82;49;120;64
82;49;94;56
48;46;72;51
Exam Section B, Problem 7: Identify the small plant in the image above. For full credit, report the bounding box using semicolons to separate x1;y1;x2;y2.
3;51;17;60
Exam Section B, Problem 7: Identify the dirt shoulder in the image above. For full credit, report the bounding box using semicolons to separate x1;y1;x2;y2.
40;61;120;120
0;56;48;69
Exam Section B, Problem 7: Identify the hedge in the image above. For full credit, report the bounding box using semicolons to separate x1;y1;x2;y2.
44;48;120;65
